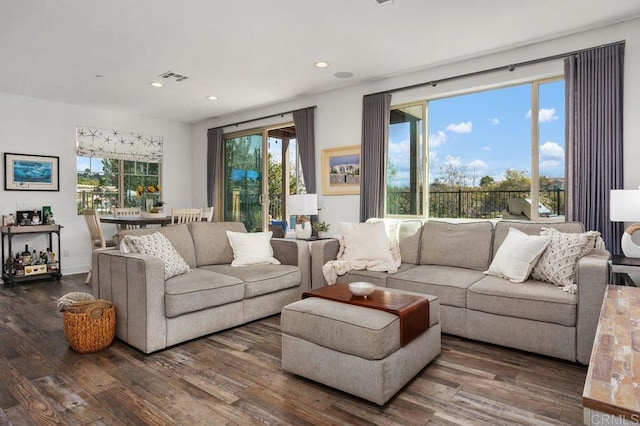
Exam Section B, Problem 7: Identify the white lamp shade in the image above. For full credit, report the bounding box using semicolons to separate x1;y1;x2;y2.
610;190;640;222
288;194;318;216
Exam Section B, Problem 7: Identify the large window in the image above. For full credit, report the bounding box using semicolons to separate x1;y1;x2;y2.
387;78;565;220
76;157;161;214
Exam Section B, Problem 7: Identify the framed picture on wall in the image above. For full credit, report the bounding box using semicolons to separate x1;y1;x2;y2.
4;153;60;191
321;145;361;195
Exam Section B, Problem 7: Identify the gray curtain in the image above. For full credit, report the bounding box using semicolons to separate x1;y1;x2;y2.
207;127;223;216
293;108;316;194
360;93;391;221
565;43;624;254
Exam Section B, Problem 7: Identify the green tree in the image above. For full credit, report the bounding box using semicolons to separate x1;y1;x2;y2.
479;175;494;187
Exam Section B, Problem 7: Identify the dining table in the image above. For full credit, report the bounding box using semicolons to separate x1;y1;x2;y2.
99;215;173;228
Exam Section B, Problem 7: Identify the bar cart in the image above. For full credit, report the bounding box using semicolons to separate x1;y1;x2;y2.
1;224;62;286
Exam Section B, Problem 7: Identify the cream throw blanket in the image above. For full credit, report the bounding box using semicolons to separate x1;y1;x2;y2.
322;220;401;285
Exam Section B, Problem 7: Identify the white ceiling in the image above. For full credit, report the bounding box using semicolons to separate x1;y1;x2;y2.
2;0;640;124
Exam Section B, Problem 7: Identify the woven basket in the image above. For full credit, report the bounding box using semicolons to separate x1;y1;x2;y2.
63;299;115;353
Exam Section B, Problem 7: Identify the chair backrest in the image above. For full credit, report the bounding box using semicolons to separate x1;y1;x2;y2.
83;209;108;249
203;206;214;222
113;207;142;230
171;208;203;224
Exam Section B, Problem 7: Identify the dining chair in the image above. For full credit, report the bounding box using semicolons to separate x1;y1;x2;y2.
113;207;142;231
171;208;203;224
83;209;115;284
203;206;214;222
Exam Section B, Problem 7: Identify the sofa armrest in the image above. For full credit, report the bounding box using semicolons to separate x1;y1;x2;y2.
311;239;340;289
92;249;167;354
271;239;310;292
575;249;610;364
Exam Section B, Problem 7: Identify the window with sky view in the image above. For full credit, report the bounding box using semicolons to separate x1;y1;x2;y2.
387;79;565;219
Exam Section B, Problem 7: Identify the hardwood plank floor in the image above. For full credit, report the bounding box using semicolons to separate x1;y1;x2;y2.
0;275;587;425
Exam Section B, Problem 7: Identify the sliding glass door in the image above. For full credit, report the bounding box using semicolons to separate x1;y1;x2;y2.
223;133;264;231
223;124;302;232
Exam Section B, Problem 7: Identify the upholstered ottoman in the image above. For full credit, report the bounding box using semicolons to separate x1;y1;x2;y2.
281;286;440;405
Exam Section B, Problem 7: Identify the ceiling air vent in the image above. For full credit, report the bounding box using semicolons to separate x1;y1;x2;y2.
158;71;189;82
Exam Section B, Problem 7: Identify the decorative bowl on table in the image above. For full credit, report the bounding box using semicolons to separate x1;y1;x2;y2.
348;282;376;297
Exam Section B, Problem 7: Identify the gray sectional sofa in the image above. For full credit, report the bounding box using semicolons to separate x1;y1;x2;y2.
91;221;309;354
311;220;610;364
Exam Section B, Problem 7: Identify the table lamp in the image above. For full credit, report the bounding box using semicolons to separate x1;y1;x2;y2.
288;194;317;239
610;189;640;258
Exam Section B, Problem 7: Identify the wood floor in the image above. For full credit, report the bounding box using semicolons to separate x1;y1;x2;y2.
0;275;587;425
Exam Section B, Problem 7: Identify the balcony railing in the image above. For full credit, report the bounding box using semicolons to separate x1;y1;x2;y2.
387;188;565;219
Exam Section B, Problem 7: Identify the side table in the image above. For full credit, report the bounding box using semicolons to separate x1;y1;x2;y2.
609;255;640;286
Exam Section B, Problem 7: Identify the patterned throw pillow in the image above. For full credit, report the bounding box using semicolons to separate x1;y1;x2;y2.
531;227;600;290
121;232;191;280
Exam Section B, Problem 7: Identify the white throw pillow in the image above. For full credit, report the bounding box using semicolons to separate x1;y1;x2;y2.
484;227;549;283
226;231;281;267
122;232;191;280
531;227;601;289
339;221;394;261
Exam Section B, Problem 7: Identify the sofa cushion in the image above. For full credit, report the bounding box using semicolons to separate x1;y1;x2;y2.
115;224;197;268
387;265;485;307
467;275;577;326
226;230;281;266
190;221;246;266
340;221;395;261
493;220;585;258
399;220;424;265
484;227;549;283
164;268;244;318
420;221;494;271
122;232;192;280
531;227;600;289
335;263;418;287
202;264;301;298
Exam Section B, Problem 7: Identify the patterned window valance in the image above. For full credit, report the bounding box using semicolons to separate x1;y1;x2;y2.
76;126;164;163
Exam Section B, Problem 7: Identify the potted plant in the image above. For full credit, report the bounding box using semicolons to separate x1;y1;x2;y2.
312;221;331;239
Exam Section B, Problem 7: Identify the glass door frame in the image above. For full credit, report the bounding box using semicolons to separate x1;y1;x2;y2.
222;121;295;232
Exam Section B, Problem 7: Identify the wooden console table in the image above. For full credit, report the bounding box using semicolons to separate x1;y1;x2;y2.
583;285;640;424
302;283;430;345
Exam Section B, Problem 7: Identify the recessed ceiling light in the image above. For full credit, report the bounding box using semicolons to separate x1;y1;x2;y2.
207;96;219;101
334;72;354;79
314;61;329;68
150;82;163;88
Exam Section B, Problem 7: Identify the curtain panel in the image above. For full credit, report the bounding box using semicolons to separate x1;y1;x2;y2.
207;127;223;213
360;93;392;221
76;127;163;162
293;107;316;194
565;43;625;254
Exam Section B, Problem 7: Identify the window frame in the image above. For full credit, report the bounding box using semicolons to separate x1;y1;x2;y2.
76;156;162;214
386;75;565;221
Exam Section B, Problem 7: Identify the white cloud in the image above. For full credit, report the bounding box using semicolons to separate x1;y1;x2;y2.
482;146;491;151
443;155;462;167
467;159;488;170
429;130;447;147
539;141;564;159
490;117;500;125
446;121;473;133
540;160;561;169
525;108;558;123
429;151;438;163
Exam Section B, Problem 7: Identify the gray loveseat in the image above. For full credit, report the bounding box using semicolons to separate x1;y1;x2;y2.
92;221;310;354
311;220;610;364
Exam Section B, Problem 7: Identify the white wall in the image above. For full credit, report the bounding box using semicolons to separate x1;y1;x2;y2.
0;93;192;277
191;18;640;235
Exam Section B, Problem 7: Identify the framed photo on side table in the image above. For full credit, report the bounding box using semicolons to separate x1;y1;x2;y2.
4;153;60;191
321;145;361;195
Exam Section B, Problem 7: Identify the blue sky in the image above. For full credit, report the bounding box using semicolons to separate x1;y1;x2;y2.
389;80;565;187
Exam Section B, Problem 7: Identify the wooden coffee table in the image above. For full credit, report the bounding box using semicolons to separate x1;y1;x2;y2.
302;283;430;345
